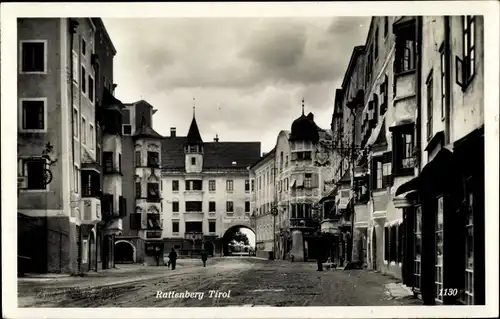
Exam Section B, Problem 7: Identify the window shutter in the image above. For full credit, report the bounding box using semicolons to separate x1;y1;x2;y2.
311;173;319;188
369;159;375;191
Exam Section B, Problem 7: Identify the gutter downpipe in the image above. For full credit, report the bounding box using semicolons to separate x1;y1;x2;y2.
416;17;423;174
444;16;451;145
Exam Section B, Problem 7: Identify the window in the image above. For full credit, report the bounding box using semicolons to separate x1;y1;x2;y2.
73;164;79;193
384;17;389;38
135;151;141;166
414;206;422;289
81;38;86;56
172;221;179;233
226;180;234;192
103;152;113;173
81;66;87;94
89;124;94;150
209;220;216;233
82;117;87;144
147;183;160;199
462;189;475;304
374;28;379;60
73;108;79;138
245;179;250;192
304;173;312;188
20;41;46;73
20;99;45;131
72;51;78;82
147;151;160;167
118;154;122;172
371;154;392;190
457;16;476;89
251;180;255;192
185;180;202;191
435;196;444;303
426;71;433;139
395;25;416;73
209;180;216;192
81;170;99;197
245;201;250;213
185;201;202;212
185;222;202;233
226;201;234;212
440;45;447;120
135;182;142;198
172;201;179;213
393;128;415;174
21;158;47;190
172;180;179;191
209;201;216;212
88;75;94;103
123;125;132;135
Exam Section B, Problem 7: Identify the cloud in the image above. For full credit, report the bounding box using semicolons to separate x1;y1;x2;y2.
103;17;369;153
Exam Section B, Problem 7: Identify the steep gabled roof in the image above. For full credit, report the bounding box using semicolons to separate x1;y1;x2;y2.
186;117;203;144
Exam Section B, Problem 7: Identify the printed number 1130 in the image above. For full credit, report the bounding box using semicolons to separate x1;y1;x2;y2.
439;289;459;296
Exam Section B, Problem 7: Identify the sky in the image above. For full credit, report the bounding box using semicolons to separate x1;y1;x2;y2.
103;17;370;154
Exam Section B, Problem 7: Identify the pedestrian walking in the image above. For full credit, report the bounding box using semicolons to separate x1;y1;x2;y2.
201;250;208;267
168;248;178;270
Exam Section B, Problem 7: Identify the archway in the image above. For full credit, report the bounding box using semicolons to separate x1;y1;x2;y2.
115;240;136;264
372;228;377;270
222;225;255;257
204;241;215;257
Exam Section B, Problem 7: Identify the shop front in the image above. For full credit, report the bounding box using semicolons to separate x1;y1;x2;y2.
395;129;484;305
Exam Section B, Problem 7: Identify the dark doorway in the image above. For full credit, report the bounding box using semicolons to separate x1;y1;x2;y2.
115;241;134;263
204;241;215;257
372;229;377;270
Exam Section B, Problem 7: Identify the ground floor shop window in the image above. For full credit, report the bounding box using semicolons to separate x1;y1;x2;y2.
397;223;404;263
414;206;422;289
435;196;444;303
384;227;389;261
461;189;475;304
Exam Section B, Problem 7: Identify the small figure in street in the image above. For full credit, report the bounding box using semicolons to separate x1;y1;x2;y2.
168;248;178;270
155;247;161;267
201;250;208;267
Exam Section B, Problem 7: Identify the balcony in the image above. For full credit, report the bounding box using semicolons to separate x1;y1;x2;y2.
289;218;318;230
183;190;204;202
104;218;123;235
80;197;101;224
184;232;204;241
145;230;162;239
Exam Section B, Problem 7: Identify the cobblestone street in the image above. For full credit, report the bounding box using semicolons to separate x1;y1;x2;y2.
18;258;421;307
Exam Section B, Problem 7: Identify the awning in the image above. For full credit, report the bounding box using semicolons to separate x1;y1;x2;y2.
366;113;387;147
385;218;403;227
395;148;458;196
389;118;415;131
296;174;304;187
290;178;297;188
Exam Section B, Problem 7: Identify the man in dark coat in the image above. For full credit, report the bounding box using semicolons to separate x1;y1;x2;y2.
316;234;324;271
201;250;208;267
168;248;178;270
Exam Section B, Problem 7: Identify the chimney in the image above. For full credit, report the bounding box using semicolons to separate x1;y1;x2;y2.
214;134;219;142
170;127;176;137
